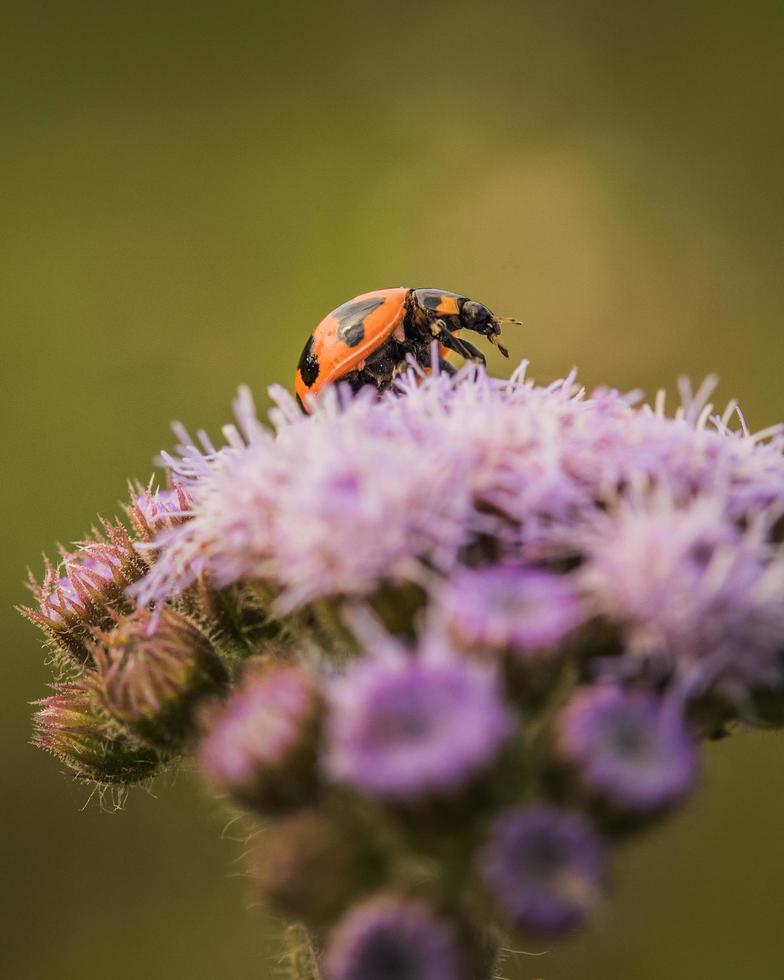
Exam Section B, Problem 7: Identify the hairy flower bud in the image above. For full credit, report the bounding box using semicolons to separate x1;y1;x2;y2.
33;677;161;785
91;608;228;750
127;483;191;545
199;664;323;813
20;521;146;664
250;809;384;926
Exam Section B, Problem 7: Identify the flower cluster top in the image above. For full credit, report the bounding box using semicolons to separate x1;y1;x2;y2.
22;359;784;980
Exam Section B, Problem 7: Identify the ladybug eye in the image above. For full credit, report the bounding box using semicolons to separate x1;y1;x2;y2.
462;300;490;328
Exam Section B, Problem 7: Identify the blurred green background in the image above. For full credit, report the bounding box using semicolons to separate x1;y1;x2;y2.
2;2;783;977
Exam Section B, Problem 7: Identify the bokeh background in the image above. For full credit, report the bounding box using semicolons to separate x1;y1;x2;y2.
2;2;783;977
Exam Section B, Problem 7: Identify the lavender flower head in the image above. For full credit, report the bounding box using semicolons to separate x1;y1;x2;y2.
479;803;607;936
553;685;698;818
132;367;784;677
323;894;468;980
324;645;516;804
582;493;784;701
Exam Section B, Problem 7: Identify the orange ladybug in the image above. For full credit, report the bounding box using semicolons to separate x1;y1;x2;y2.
295;288;516;411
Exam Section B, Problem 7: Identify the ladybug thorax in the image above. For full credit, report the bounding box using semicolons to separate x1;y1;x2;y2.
409;289;465;331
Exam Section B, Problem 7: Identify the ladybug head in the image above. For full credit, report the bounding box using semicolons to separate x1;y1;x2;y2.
461;299;500;337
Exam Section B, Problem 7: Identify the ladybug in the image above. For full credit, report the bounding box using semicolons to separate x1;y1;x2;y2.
294;287;517;411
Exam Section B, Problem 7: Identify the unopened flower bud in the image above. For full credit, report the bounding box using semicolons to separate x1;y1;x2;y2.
127;483;190;545
33;677;160;784
199;664;323;813
250;809;384;926
92;608;228;750
20;522;146;664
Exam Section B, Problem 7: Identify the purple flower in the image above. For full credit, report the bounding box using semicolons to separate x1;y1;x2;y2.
132;385;485;613
132;365;784;635
21;352;784;956
479;803;607;936
323;894;468;980
553;685;698;817
435;564;583;656
199;664;323;812
324;645;516;804
581;493;784;701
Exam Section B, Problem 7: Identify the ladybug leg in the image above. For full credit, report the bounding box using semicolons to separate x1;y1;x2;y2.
438;358;457;376
339;369;372;393
361;347;403;392
452;336;487;363
436;327;487;366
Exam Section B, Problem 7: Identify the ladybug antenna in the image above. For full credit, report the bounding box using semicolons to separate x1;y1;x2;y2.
498;316;523;326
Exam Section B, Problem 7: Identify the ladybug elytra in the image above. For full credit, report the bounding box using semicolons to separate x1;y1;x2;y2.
294;288;518;411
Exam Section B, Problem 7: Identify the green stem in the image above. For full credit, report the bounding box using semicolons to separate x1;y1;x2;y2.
281;923;321;980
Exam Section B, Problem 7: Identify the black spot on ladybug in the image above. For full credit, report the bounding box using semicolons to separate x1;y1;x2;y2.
416;289;461;312
297;335;320;387
335;296;386;347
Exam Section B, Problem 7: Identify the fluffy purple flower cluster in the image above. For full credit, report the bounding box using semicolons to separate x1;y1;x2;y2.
135;362;784;717
22;359;784;979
